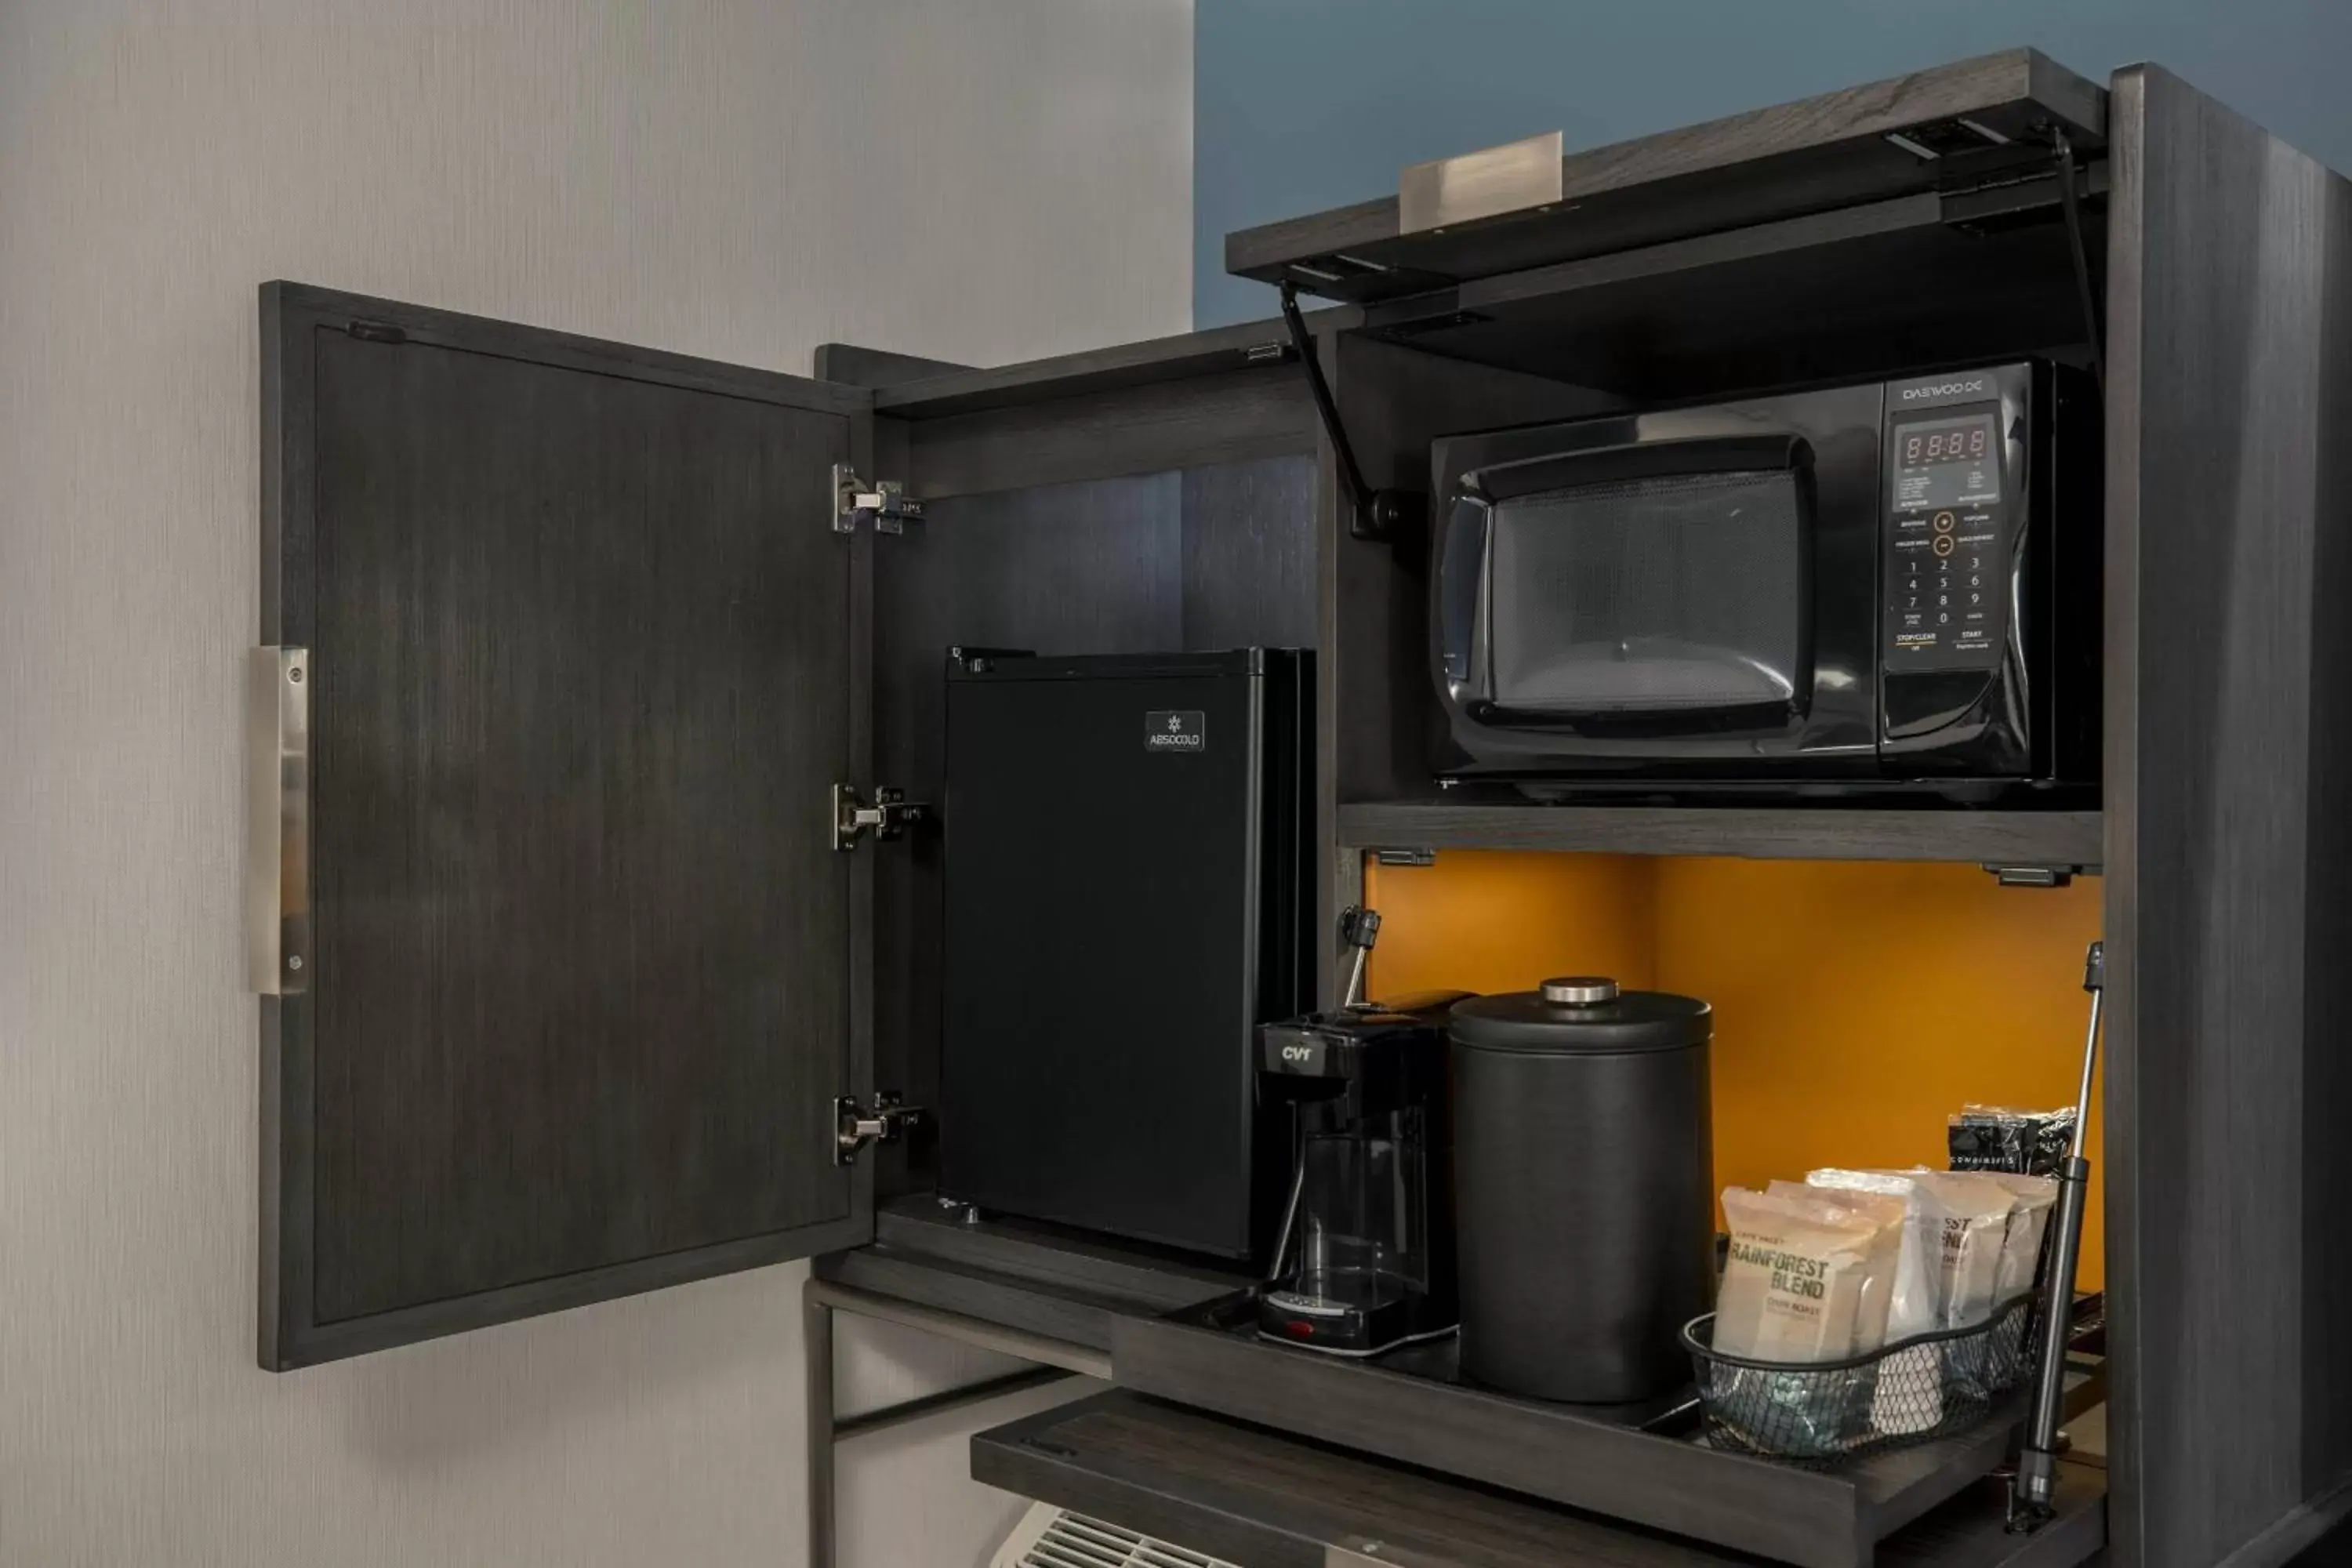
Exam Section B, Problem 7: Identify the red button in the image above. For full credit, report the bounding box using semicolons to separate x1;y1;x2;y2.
1285;1320;1315;1338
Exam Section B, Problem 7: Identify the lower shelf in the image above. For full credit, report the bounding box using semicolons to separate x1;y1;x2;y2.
1109;1298;2056;1568
975;1389;2108;1568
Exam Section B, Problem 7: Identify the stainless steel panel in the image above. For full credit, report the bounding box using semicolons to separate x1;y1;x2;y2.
1399;130;1564;235
246;645;308;995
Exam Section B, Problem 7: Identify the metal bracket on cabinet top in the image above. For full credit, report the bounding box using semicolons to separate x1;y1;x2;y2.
833;463;922;535
1399;129;1565;235
1983;863;2095;887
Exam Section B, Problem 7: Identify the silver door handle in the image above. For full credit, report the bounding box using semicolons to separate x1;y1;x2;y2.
247;647;309;994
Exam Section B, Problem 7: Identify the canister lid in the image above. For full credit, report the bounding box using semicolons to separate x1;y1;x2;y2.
1449;978;1711;1054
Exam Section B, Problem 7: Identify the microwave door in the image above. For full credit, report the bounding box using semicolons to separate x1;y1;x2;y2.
1467;436;1817;740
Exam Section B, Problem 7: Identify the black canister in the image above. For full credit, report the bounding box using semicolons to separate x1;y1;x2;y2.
1449;977;1713;1404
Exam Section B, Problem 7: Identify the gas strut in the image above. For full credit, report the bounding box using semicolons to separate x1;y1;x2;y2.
2011;939;2104;1527
2048;129;2104;394
1277;281;1422;543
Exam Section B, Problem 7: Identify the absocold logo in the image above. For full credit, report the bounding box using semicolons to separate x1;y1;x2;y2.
1144;710;1206;753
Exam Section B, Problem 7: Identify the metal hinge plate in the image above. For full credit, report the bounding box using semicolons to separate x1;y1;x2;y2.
833;783;929;851
833;463;922;534
837;1092;922;1164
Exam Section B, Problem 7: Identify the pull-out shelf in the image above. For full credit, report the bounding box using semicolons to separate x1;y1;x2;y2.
976;1390;2107;1568
1109;1298;2103;1568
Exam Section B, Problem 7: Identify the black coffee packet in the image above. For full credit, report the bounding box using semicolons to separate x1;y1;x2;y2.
1948;1105;2075;1175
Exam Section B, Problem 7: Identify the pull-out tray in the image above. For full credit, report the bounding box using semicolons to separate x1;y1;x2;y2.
975;1390;2107;1568
1110;1296;2071;1568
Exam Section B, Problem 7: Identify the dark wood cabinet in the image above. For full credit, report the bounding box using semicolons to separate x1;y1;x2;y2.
250;46;2352;1568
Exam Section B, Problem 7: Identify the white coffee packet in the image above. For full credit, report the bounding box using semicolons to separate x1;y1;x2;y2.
1975;1171;2060;1301
1766;1181;1904;1354
1903;1170;2023;1329
1802;1169;1949;1339
1803;1168;1951;1435
1718;1186;1900;1363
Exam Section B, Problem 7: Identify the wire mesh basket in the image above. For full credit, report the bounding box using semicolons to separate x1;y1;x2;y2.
1680;1292;2038;1465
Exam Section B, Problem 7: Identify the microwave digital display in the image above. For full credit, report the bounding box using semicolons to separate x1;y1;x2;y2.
1893;412;2002;510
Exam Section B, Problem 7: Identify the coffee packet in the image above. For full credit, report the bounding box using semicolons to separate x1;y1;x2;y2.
1903;1170;2023;1329
1712;1186;1904;1458
1801;1169;1948;1340
1717;1186;1901;1363
1766;1181;1904;1352
1975;1171;2059;1301
1802;1168;1951;1435
1948;1105;2074;1176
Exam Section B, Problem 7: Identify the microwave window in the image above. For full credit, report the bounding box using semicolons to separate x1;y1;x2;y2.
1487;470;1806;714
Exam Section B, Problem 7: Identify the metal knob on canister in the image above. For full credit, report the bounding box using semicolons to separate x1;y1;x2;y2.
1447;977;1714;1404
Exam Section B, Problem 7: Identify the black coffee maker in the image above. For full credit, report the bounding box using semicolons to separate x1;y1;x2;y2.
1255;909;1463;1356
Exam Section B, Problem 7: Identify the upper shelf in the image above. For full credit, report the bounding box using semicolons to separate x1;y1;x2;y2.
1338;801;2103;869
1226;49;2108;304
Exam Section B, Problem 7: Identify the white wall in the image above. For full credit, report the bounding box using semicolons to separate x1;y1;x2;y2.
0;2;1191;1564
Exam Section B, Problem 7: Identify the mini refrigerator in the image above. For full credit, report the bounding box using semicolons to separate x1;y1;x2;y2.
940;648;1314;1260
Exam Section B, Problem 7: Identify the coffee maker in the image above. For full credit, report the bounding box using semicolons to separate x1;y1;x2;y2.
1256;909;1464;1356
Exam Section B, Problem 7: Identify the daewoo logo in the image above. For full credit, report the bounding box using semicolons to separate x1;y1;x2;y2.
1903;379;1987;400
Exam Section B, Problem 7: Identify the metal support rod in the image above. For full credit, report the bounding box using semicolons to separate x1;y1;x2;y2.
2067;979;2103;1161
2051;129;2105;391
1279;281;1374;520
2013;941;2103;1527
833;1365;1076;1443
804;1275;1115;1568
803;1279;1114;1380
805;1287;836;1568
1264;1146;1308;1287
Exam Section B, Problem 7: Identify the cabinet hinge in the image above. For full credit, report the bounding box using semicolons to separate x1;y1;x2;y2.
833;782;929;851
837;1092;923;1165
833;463;922;535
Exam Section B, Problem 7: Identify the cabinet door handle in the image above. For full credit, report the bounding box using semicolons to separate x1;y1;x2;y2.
248;647;309;995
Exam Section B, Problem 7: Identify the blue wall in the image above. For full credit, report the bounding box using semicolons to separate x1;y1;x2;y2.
1194;1;2352;326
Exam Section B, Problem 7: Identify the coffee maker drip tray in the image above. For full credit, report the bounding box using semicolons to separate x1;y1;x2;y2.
1261;1269;1455;1359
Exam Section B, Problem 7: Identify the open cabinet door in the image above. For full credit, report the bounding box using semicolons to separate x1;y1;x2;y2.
254;284;874;1370
2105;69;2352;1568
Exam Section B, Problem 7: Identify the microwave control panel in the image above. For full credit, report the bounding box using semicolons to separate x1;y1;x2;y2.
1882;402;2011;673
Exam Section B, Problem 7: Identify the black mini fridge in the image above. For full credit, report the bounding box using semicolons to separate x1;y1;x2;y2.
940;648;1314;1260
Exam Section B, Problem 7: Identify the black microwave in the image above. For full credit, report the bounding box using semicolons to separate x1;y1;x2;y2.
1430;361;2100;800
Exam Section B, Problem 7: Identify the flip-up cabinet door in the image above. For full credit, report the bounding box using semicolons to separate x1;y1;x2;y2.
2104;68;2352;1568
253;283;877;1370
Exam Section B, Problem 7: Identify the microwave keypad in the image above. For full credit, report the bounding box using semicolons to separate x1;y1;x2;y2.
1884;408;2008;673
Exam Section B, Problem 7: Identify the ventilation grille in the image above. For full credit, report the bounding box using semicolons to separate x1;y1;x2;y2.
993;1503;1236;1568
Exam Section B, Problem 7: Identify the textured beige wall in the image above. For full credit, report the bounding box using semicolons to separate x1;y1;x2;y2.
0;2;1189;1563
